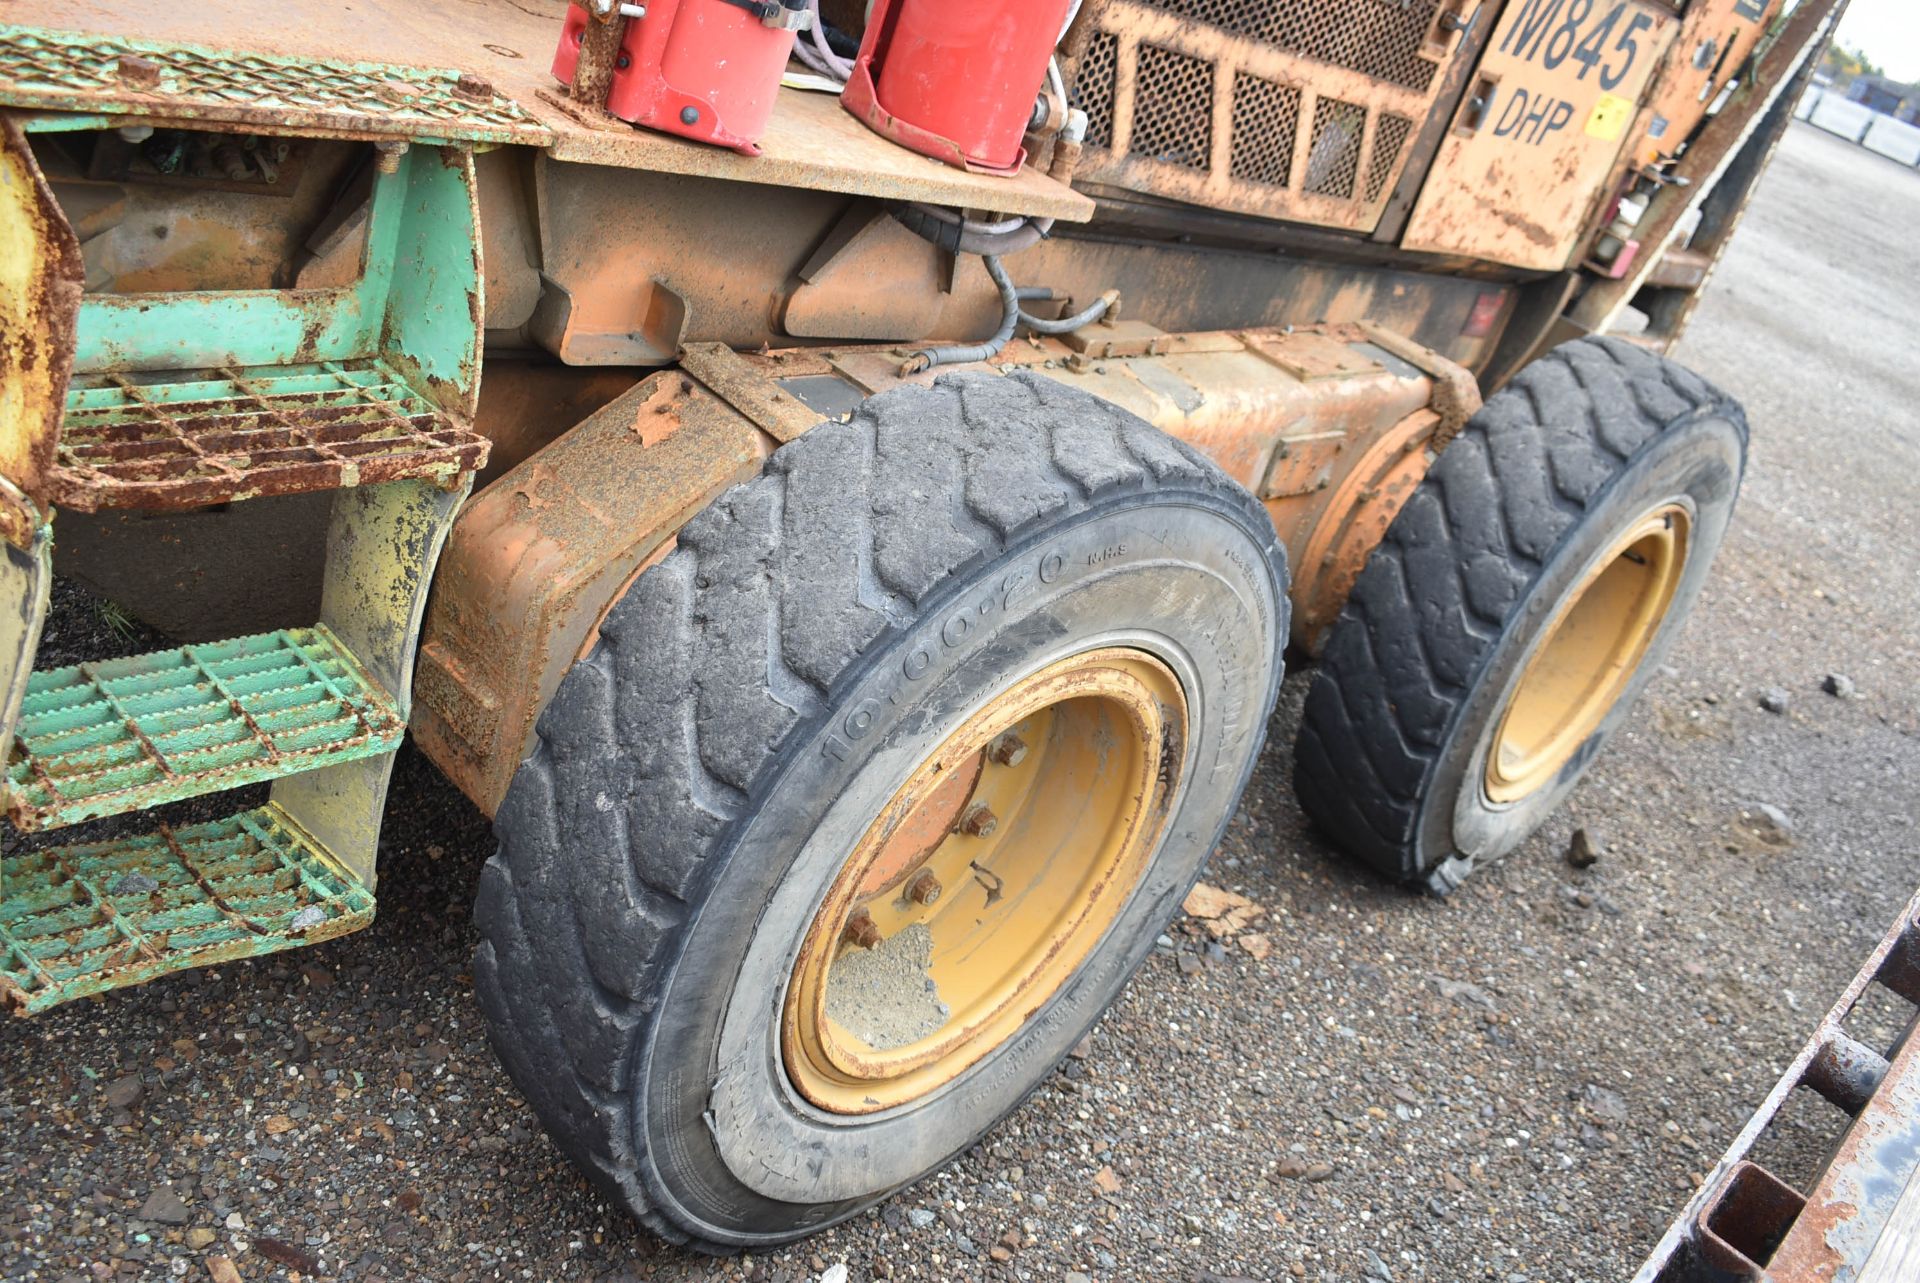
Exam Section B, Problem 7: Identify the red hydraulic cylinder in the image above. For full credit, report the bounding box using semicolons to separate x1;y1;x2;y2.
842;0;1074;174
553;0;805;155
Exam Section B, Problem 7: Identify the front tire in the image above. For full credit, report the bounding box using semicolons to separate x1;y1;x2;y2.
474;371;1289;1249
1294;337;1747;891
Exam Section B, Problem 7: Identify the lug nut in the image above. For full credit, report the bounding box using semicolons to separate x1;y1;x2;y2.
988;733;1029;767
907;869;943;906
842;910;881;950
956;802;999;838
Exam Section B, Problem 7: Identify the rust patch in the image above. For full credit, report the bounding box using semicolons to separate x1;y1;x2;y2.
410;370;774;815
0;116;84;544
50;361;489;512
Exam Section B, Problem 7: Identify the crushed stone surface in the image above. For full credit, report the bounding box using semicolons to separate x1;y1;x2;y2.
824;922;950;1052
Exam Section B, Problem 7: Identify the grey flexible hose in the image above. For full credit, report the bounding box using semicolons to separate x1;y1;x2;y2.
903;255;1021;373
1019;288;1118;334
908;202;1031;236
903;262;1120;373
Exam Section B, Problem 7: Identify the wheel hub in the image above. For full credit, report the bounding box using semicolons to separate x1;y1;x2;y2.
782;648;1185;1115
1486;504;1691;805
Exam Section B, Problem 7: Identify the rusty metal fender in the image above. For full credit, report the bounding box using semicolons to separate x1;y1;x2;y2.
411;370;776;816
0;114;82;546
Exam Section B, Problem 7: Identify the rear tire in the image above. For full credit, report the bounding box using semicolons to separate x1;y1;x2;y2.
1294;337;1747;891
473;371;1289;1249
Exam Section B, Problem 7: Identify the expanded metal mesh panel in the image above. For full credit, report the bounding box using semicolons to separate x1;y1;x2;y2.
1367;115;1417;203
1148;0;1443;90
1229;74;1302;187
1131;44;1214;170
1071;0;1460;232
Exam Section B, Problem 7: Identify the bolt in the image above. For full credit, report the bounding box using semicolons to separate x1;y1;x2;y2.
452;72;494;101
681;105;701;126
114;54;161;89
988;733;1029;767
957;802;999;838
907;870;943;906
842;910;881;950
374;141;408;174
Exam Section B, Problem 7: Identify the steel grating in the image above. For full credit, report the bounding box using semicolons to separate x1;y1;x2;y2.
0;23;550;145
6;627;403;831
1070;0;1451;231
55;360;489;511
0;805;373;1014
1146;0;1446;92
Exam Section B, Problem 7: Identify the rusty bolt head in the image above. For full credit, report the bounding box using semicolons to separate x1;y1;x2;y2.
374;141;409;174
114;55;161;89
987;733;1029;767
842;910;881;950
956;802;999;838
453;72;494;101
907;870;943;907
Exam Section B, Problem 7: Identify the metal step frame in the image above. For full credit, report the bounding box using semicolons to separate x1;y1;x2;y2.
0;108;487;1013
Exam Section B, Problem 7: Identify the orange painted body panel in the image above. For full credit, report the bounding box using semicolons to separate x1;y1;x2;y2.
1403;0;1679;271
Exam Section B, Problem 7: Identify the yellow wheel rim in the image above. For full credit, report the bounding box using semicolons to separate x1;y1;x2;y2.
783;648;1185;1115
1486;504;1690;805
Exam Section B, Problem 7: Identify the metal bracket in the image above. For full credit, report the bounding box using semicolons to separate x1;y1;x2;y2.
716;0;814;29
269;476;472;889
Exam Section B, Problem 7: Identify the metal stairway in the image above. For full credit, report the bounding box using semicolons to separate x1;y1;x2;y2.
0;116;488;1014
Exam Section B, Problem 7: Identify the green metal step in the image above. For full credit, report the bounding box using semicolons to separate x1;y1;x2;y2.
5;627;404;832
0;804;373;1015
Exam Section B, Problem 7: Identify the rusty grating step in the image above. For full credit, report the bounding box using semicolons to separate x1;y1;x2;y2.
0;23;552;145
0;804;373;1015
6;626;404;831
53;359;488;511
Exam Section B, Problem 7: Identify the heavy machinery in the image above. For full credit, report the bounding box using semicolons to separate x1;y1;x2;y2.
0;0;1849;1252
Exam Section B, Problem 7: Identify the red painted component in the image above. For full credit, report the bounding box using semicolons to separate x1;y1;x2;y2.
1462;291;1507;339
1603;240;1643;281
552;0;797;155
842;0;1074;175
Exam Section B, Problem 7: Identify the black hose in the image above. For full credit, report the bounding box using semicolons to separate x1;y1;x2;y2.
892;203;1053;257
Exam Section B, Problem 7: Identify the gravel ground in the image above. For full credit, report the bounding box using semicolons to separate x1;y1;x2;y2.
4;120;1919;1283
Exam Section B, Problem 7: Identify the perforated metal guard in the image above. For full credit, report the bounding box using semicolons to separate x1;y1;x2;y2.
0;805;374;1015
0;24;550;145
55;360;488;512
1071;0;1453;231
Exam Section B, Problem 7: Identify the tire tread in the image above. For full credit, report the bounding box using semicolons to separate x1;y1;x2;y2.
476;370;1283;1248
1294;337;1744;882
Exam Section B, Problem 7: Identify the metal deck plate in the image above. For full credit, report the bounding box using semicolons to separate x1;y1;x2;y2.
7;626;404;831
0;22;551;144
0;3;1091;221
0;804;373;1014
55;360;489;511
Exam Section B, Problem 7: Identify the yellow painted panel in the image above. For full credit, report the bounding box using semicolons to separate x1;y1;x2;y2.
1401;0;1679;271
0;116;81;538
1634;0;1784;168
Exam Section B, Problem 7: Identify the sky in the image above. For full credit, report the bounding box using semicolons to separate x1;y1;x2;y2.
1835;0;1920;83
